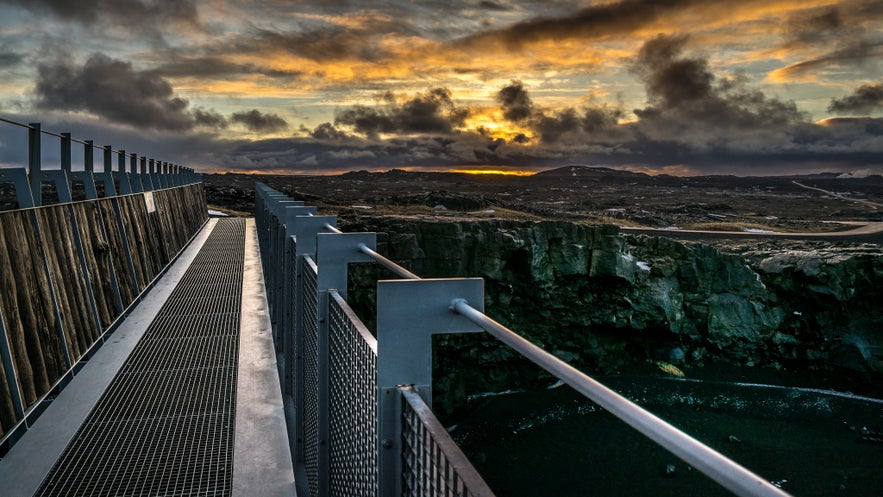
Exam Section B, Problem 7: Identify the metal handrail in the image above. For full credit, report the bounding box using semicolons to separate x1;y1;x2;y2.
1;116;192;172
357;243;420;279
449;299;790;497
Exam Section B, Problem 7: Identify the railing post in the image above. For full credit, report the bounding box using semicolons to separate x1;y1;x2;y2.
129;154;143;193
116;150;132;195
78;140;98;199
28;123;41;206
60;133;71;172
43;134;73;203
375;278;485;497
94;145;117;197
282;206;316;396
269;200;302;338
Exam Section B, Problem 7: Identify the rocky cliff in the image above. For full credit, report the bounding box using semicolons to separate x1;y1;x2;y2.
343;217;883;414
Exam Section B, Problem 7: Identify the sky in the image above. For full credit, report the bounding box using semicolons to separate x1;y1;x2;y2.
0;0;881;176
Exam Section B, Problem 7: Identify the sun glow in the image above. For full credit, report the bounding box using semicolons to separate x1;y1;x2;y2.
452;169;536;176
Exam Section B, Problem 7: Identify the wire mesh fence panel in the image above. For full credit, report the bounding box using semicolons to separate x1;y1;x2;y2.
302;256;320;497
401;387;495;497
328;291;378;497
286;236;298;396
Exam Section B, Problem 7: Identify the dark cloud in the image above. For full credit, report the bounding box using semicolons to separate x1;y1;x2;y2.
230;110;289;133
248;16;408;63
828;82;883;114
783;7;844;45
192;108;228;129
631;35;806;129
0;0;198;33
533;109;579;143
0;51;23;68
154;56;302;79
772;40;883;80
34;53;198;131
633;35;712;107
335;88;468;139
460;0;702;48
775;3;883;79
497;81;533;122
310;123;351;141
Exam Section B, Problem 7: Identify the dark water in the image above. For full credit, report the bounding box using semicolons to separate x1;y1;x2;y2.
451;368;883;497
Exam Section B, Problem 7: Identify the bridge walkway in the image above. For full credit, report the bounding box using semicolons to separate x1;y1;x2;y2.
0;218;295;497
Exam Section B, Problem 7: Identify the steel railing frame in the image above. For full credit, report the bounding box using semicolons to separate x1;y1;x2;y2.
255;183;494;497
254;182;792;497
0;118;199;209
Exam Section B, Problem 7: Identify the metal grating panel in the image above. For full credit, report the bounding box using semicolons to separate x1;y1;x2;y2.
301;256;320;497
285;236;297;396
328;291;378;497
401;387;496;497
35;218;246;497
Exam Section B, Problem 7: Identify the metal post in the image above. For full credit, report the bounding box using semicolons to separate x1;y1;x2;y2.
115;150;132;195
92;145;116;198
84;141;93;172
44;133;74;203
129;154;143;193
74;141;99;200
282;206;315;396
28;123;41;206
60;133;71;171
375;278;485;497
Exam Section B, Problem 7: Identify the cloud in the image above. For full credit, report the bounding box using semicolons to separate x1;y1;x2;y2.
828;82;883;114
459;0;702;48
497;81;533;122
335;88;468;139
1;0;199;35
631;35;806;130
771;3;883;81
769;41;883;81
310;123;351;141
0;51;23;68
154;56;302;79
33;53;229;132
230;110;289;133
35;53;194;131
192;108;228;129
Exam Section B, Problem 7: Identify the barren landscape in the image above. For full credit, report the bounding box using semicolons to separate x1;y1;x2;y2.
204;166;883;238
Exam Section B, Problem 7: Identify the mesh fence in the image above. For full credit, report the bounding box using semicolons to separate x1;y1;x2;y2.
328;291;378;497
302;256;320;497
286;236;298;396
401;387;495;497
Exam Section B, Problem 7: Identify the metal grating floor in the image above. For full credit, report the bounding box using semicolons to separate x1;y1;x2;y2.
35;218;246;497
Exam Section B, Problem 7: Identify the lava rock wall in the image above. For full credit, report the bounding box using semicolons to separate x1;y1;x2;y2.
343;217;882;414
0;183;207;439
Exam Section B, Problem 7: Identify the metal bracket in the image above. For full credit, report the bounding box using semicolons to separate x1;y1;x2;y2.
376;277;485;497
70;171;98;200
0;168;35;209
40;170;73;203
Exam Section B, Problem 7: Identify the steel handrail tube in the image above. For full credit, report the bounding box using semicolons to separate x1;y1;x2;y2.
450;299;792;497
356;242;420;280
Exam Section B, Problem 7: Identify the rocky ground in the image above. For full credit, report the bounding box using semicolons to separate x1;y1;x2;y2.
203;166;883;234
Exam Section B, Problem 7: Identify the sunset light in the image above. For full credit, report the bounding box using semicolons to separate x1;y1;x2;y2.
0;0;879;175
